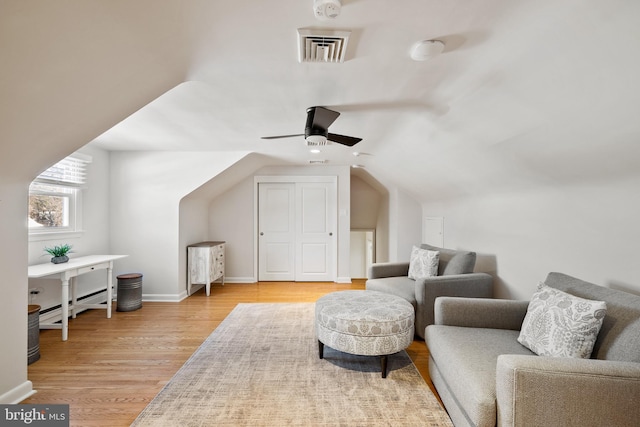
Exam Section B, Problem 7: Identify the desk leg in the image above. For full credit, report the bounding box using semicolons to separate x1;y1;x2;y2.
61;277;70;341
71;277;77;319
107;262;113;319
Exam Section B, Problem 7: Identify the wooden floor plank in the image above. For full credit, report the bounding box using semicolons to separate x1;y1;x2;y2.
24;281;439;426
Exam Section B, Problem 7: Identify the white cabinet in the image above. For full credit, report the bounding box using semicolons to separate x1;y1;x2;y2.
187;241;225;296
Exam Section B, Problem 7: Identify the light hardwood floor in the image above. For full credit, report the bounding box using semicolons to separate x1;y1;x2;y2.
24;281;438;426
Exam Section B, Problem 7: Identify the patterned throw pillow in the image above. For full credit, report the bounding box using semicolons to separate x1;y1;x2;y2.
518;283;607;358
408;246;439;280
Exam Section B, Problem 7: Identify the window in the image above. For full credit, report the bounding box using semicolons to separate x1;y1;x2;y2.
29;154;91;238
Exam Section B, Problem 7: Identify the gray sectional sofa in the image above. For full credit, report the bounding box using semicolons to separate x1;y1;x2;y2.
366;244;493;339
426;272;640;427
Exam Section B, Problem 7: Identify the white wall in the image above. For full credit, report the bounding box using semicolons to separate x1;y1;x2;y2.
423;176;640;299
205;165;424;282
205;167;425;281
0;0;195;404
376;192;390;263
27;146;114;313
0;181;33;403
387;187;422;262
350;174;382;229
350;171;391;263
1;146;115;403
109;151;251;301
349;171;422;265
207;177;255;281
350;231;375;278
350;174;383;276
206;165;352;282
396;189;423;260
178;197;210;295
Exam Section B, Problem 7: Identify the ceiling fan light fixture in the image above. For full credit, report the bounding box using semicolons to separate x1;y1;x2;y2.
306;134;328;145
410;39;445;61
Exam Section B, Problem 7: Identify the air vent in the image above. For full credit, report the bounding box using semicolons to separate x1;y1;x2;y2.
297;29;351;63
309;159;328;164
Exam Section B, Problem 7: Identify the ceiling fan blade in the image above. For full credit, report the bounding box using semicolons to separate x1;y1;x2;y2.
327;133;362;147
309;106;340;130
260;134;305;140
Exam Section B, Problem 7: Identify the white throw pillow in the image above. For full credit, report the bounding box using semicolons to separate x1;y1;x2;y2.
408;246;439;280
518;283;607;358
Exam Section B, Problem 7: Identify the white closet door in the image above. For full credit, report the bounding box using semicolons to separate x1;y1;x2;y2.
257;178;337;282
295;182;336;282
258;183;295;281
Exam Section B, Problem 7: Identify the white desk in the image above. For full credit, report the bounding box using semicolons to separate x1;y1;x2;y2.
28;255;127;341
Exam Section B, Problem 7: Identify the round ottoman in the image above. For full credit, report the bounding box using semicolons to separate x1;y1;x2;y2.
315;290;415;378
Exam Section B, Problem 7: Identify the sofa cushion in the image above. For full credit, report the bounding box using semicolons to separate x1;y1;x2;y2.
420;244;476;275
518;283;607;358
408;246;439;279
426;325;534;426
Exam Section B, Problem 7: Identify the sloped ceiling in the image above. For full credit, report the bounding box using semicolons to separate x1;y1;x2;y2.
5;0;640;201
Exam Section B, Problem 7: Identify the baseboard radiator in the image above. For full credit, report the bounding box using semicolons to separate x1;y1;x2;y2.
38;287;110;325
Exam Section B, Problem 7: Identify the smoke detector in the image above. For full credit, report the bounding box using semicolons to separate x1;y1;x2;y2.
313;0;341;20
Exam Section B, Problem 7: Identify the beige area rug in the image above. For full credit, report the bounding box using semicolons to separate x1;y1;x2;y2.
131;303;452;426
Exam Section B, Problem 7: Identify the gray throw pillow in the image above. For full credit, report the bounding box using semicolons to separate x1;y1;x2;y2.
420;244;476;275
518;283;607;358
408;246;439;280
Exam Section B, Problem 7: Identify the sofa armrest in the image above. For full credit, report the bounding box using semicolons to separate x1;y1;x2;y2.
496;355;640;427
434;296;529;330
368;262;409;279
414;273;493;330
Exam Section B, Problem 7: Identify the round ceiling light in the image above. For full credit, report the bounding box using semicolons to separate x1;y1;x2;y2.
410;40;445;61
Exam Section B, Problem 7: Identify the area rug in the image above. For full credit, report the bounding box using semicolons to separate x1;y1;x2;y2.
131;303;452;426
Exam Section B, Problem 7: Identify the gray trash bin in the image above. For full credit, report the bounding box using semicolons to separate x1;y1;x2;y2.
116;273;143;312
28;304;40;364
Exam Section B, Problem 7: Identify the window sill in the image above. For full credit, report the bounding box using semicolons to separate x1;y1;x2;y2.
29;231;85;242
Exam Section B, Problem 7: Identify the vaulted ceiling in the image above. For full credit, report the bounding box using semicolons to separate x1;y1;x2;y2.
4;0;640;202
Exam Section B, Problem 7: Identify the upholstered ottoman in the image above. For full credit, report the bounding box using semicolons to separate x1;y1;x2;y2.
315;290;415;378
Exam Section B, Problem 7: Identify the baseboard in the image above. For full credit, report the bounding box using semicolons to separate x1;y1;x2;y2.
38;288;188;315
0;381;36;404
221;277;354;284
224;277;257;283
215;277;352;284
142;292;187;303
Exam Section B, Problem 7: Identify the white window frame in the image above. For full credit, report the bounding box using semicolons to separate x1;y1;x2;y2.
28;154;91;242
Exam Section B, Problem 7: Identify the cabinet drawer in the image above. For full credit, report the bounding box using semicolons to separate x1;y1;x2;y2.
77;262;110;275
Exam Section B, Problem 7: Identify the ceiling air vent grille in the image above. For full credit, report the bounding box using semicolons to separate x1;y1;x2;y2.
309;159;328;164
297;29;351;63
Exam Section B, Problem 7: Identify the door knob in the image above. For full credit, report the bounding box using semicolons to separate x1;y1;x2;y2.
329;232;333;236
260;232;264;236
